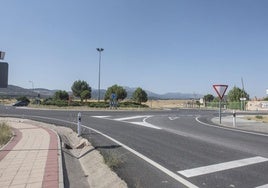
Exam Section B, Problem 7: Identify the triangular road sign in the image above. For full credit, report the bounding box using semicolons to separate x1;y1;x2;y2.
213;84;228;100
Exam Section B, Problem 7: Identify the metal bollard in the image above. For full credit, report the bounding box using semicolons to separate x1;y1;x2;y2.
77;112;81;136
232;110;236;128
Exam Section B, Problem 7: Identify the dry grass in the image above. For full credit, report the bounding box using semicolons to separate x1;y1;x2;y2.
144;100;190;109
0;122;12;146
0;99;16;105
245;115;268;123
101;151;124;171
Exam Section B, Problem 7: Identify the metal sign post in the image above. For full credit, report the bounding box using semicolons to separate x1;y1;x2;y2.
0;62;8;88
0;51;8;88
213;84;228;124
110;93;117;109
219;99;222;124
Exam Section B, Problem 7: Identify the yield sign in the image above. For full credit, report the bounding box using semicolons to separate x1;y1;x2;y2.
213;84;228;100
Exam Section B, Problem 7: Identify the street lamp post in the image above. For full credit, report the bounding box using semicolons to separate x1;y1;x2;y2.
29;80;34;93
96;48;104;102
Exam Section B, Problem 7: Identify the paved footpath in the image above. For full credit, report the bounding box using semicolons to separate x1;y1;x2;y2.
0;118;63;188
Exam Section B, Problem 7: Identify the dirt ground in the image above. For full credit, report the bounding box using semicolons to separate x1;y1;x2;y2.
244;115;268;123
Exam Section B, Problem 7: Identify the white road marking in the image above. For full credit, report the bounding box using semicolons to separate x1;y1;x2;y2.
178;156;268;178
92;116;110;119
80;124;198;188
93;115;162;130
169;117;180;121
256;184;268;188
114;115;151;121
130;122;162;130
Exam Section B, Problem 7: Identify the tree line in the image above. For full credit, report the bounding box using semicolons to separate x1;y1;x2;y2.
203;86;250;103
49;80;148;106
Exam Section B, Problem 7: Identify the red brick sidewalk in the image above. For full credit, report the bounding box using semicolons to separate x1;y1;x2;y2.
0;118;63;188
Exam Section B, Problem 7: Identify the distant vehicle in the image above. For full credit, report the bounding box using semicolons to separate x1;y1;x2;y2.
13;101;29;107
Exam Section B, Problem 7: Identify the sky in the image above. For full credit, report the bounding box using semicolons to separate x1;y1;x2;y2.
1;0;268;98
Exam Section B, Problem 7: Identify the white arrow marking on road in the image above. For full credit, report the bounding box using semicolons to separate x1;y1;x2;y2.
114;115;150;121
130;122;162;130
92;115;162;130
168;117;180;121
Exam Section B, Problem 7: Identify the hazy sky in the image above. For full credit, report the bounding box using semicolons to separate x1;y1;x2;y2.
1;0;268;98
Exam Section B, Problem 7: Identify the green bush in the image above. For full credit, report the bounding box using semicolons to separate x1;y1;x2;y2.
54;100;68;107
42;98;68;107
88;102;110;108
69;101;82;106
227;102;241;110
119;101;148;108
255;115;263;119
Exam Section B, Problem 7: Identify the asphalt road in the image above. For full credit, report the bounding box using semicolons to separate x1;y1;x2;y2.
1;106;268;188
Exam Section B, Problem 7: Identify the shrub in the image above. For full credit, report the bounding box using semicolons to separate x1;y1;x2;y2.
255;115;263;119
88;102;110;108
42;98;68;107
101;151;124;171
119;101;149;108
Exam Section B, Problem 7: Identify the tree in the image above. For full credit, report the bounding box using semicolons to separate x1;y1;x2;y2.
203;94;214;102
105;85;127;101
71;80;91;102
53;90;69;101
132;87;148;104
227;86;249;102
81;90;91;102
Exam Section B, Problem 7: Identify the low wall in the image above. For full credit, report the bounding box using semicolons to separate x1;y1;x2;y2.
247;101;268;111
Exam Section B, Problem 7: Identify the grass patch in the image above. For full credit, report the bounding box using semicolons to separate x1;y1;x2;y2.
245;115;268;123
255;115;263;119
101;151;124;171
0;122;12;146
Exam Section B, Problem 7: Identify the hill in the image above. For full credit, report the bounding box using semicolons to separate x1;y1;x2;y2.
0;85;203;100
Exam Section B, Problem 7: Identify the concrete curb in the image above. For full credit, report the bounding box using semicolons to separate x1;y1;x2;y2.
50;128;64;188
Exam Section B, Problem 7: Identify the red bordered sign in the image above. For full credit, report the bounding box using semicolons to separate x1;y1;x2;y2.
213;84;228;100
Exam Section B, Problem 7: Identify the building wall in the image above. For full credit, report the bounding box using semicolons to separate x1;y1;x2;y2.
247;101;268;111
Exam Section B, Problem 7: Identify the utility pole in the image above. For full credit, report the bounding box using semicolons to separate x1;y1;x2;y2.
96;48;104;102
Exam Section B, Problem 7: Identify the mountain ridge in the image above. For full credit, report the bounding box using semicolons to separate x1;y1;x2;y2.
0;85;203;100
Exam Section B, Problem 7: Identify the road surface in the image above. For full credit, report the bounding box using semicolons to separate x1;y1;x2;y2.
1;106;268;188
